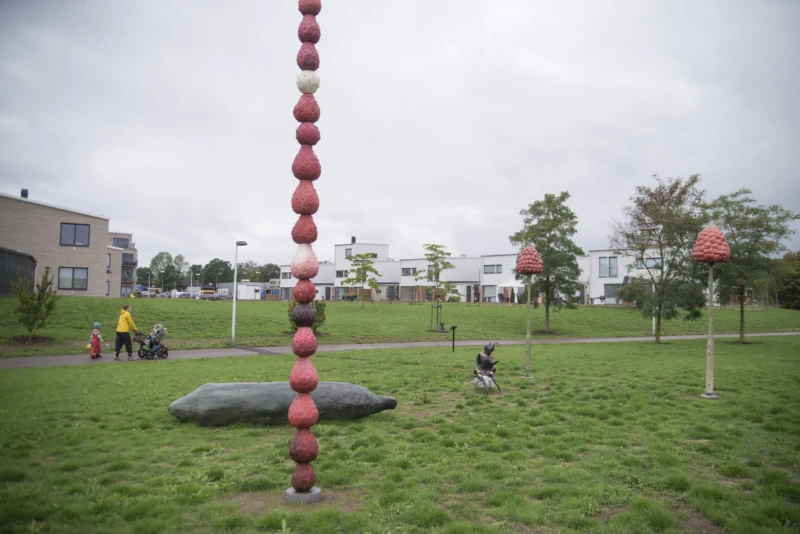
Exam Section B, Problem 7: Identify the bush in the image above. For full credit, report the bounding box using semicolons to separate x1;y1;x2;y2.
287;299;327;334
12;266;60;341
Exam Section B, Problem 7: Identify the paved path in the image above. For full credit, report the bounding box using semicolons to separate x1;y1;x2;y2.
1;332;797;370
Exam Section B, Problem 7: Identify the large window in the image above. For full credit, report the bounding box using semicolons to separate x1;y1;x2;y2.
483;264;502;274
427;264;439;281
345;248;352;258
281;272;292;280
112;237;129;248
121;286;132;297
60;223;90;246
635;257;662;269
599;257;618;278
604;283;623;302
122;253;135;265
58;267;88;290
336;270;347;278
401;267;417;277
121;269;134;283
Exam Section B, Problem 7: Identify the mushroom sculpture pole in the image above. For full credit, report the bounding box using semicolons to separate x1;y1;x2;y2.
286;0;323;503
693;226;730;400
516;246;543;379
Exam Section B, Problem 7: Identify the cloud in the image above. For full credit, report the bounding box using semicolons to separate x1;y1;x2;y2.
1;0;798;269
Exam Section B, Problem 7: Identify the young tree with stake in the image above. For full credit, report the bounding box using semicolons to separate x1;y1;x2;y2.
340;253;382;309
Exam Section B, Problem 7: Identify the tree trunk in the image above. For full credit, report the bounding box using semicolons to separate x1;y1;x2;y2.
739;285;745;343
655;312;662;344
544;288;551;334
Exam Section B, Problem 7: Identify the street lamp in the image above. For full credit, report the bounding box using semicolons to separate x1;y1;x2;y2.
160;270;165;295
232;241;248;346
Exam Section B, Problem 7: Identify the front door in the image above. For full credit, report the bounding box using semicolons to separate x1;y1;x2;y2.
325;287;331;300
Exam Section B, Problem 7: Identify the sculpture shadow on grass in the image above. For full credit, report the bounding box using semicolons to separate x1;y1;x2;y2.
168;382;398;426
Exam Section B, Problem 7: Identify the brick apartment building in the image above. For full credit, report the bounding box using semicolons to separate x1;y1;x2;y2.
0;190;138;297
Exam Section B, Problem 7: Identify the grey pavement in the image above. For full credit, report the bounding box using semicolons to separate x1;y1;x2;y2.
1;332;797;369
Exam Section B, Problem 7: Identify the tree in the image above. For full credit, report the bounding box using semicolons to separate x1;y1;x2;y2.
509;192;585;334
709;189;799;342
137;266;152;287
11;266;60;342
414;244;456;331
149;252;174;277
287;299;327;333
202;259;233;288
777;251;800;310
172;254;189;279
340;253;383;309
611;175;707;343
257;263;281;282
236;260;260;282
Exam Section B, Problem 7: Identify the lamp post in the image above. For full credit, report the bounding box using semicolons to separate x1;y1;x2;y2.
148;271;151;297
160;270;165;295
232;241;248;346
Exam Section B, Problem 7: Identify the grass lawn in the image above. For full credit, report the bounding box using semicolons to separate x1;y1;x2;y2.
1;296;798;357
1;337;799;533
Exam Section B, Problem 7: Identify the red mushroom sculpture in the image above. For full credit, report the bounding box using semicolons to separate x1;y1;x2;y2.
693;226;730;400
516;246;543;379
286;0;323;503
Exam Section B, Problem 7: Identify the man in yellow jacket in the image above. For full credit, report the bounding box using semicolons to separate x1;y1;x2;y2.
115;304;139;361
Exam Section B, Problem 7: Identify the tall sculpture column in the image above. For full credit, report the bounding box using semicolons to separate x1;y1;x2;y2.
516;246;543;379
285;0;323;503
693;226;730;400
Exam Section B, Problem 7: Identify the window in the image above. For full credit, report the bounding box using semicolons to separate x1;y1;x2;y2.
60;223;90;246
121;286;132;296
401;267;417;277
604;283;623;302
366;252;377;259
58;267;88;290
106;253;111;268
483;264;502;274
599;257;617;278
635;257;662;269
281;272;292;279
122;253;135;265
105;281;109;296
121;269;134;283
336;270;347;278
112;237;129;248
345;248;352;258
427;264;439;281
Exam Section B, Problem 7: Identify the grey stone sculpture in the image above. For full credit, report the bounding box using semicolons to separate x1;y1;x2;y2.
168;382;398;426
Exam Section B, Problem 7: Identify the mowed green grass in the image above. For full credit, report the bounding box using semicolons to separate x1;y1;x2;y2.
1;337;799;533
1;296;798;357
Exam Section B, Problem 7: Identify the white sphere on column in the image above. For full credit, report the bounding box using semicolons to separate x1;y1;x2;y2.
297;71;320;94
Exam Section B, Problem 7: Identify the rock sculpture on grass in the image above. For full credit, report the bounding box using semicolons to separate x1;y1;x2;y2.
168;382;397;426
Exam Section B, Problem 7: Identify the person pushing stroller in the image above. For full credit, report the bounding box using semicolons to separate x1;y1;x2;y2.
115;304;140;361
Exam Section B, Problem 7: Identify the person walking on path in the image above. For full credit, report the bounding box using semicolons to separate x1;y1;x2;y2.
114;304;139;361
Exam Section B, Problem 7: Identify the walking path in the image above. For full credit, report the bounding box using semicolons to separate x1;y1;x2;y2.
1;332;797;370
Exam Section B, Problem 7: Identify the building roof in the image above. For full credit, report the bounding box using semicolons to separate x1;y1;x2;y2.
0;246;37;263
107;245;124;251
0;191;110;220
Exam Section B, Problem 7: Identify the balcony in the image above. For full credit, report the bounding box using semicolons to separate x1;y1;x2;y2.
122;258;138;267
121;276;135;284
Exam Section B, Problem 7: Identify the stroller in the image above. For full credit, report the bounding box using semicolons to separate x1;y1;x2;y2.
472;342;500;394
134;323;169;360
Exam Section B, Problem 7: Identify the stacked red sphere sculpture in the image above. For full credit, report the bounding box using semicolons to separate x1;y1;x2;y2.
693;226;730;264
516;246;543;275
287;0;323;499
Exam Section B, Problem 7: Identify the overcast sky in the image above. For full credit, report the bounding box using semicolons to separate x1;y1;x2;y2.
1;0;798;268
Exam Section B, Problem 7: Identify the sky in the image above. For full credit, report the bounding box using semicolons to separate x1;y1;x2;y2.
1;0;799;269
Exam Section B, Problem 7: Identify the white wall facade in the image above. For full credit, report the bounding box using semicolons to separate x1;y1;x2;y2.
479;254;518;302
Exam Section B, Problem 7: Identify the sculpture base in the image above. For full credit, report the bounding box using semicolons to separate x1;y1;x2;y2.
284;486;323;503
700;393;719;400
522;376;534;380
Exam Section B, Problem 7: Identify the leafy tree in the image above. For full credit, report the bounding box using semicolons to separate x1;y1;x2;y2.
777;251;800;310
188;264;203;286
11;266;60;342
287;299;327;333
509;192;585;334
611;174;707;343
235;261;259;282
257;263;281;282
172;254;189;279
149;252;174;277
341;253;383;309
202;259;233;287
709;189;799;342
137;266;152;287
414;244;456;331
